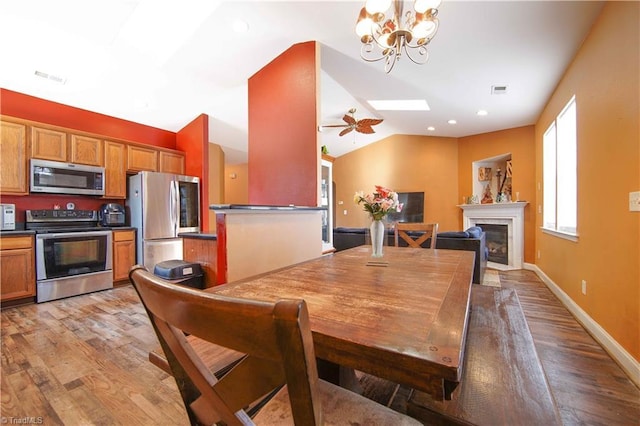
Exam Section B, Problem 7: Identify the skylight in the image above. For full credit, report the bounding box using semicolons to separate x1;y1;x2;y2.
367;99;430;111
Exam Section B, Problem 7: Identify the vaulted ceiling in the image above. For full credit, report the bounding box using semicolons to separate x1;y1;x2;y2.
0;1;604;163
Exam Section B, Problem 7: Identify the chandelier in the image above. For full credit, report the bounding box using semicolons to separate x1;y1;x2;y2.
356;0;441;73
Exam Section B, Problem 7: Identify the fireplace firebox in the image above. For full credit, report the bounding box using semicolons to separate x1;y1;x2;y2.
478;223;509;265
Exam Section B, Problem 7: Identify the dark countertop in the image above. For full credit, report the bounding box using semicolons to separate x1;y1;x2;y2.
1;230;36;237
1;226;135;237
178;232;217;240
210;204;326;211
100;226;137;231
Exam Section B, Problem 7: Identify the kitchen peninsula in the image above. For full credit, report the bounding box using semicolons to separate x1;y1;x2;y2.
210;204;325;284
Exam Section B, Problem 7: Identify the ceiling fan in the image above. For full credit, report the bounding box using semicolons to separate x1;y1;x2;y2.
320;108;383;137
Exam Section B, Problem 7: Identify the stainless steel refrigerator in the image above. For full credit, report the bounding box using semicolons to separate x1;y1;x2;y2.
128;171;200;271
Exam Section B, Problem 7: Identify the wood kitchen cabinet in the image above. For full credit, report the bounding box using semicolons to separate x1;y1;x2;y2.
0;235;36;301
31;126;67;161
104;140;127;198
127;145;158;172
70;134;103;166
113;229;136;283
159;150;185;174
0;119;28;194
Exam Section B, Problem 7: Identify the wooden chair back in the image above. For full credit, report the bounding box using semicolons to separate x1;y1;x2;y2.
129;265;321;426
394;222;439;249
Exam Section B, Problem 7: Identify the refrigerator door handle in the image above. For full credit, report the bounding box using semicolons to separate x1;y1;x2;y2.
170;179;178;235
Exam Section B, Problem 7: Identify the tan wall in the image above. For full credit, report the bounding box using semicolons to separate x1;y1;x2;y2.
535;2;639;360
333;134;460;231
458;126;536;263
224;163;249;204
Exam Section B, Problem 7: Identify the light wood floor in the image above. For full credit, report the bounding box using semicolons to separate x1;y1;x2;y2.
1;270;639;425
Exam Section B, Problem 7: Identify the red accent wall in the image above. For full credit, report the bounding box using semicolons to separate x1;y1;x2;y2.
176;114;209;231
0;194;118;224
0;89;176;148
248;41;319;206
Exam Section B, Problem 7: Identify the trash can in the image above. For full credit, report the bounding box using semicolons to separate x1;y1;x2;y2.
153;260;204;289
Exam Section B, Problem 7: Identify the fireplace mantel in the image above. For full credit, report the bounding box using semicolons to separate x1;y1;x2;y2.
459;202;528;270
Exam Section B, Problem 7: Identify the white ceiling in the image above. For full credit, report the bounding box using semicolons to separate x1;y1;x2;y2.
0;0;604;164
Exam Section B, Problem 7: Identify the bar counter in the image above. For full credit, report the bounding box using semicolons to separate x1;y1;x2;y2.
210;204;325;284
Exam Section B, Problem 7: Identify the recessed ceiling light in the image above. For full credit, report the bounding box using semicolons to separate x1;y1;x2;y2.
232;19;249;33
448;119;457;125
427;126;435;131
368;99;430;111
477;109;488;116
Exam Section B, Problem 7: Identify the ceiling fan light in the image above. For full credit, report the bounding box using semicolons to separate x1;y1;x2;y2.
414;0;441;14
365;0;392;15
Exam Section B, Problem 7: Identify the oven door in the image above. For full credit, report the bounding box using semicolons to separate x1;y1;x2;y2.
35;231;112;280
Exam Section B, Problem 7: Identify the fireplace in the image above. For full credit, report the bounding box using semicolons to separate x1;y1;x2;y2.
478;223;509;265
459;202;528;270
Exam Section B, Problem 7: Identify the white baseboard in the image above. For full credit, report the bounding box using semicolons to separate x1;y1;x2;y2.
523;263;640;388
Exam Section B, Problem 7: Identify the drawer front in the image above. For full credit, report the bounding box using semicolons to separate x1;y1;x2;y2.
113;230;135;242
0;235;33;250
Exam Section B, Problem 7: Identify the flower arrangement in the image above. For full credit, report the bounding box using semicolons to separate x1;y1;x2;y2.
354;185;403;221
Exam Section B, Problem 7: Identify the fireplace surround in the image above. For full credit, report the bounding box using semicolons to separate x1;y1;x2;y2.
459;202;528;270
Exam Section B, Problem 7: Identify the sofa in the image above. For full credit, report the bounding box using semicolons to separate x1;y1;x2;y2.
333;226;487;284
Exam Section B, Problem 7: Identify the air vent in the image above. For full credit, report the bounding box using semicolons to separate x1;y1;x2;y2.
491;85;508;95
34;70;67;84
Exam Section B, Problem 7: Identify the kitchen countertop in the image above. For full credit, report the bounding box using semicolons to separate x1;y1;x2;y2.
0;229;36;237
99;226;137;231
178;232;217;240
210;204;326;211
1;226;136;236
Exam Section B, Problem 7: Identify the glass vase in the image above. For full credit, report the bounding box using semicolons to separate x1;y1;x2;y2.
370;219;384;258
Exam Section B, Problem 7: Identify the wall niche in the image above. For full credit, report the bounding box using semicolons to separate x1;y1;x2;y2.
471;153;513;204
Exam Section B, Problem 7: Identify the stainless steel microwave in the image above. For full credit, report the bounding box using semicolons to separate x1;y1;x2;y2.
30;159;105;196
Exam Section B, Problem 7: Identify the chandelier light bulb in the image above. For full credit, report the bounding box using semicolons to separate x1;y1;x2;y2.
412;16;436;39
356;8;375;39
365;0;392;15
414;0;441;14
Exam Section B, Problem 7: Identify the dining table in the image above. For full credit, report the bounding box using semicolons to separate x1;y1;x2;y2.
209;245;475;401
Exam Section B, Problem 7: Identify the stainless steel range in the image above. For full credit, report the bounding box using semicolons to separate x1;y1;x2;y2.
26;209;113;303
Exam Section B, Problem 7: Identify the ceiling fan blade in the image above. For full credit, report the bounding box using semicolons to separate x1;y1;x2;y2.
339;127;354;137
357;118;383;127
342;114;357;125
356;125;376;134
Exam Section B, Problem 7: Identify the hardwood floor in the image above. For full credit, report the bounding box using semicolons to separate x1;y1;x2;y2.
1;270;638;425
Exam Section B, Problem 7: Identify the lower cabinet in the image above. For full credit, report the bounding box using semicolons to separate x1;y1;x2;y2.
113;230;136;283
0;235;36;301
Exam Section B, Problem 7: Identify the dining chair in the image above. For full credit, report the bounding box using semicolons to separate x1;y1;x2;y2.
394;222;439;249
129;265;421;426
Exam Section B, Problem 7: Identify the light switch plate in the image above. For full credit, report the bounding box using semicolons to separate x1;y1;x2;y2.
630;191;640;212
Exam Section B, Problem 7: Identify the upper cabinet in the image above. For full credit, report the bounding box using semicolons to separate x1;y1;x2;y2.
0;119;28;195
0;116;187;198
127;145;158;172
70;134;103;166
159;150;185;174
104;140;127;198
31;126;67;161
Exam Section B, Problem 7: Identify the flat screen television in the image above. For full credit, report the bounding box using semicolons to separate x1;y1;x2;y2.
387;192;424;223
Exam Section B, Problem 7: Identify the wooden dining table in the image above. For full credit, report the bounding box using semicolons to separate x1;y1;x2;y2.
209;245;475;401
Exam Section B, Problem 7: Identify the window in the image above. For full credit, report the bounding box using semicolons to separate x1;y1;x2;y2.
543;96;577;239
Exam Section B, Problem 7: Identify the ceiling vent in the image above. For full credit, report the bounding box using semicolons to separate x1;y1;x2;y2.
491;85;508;95
34;70;67;84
